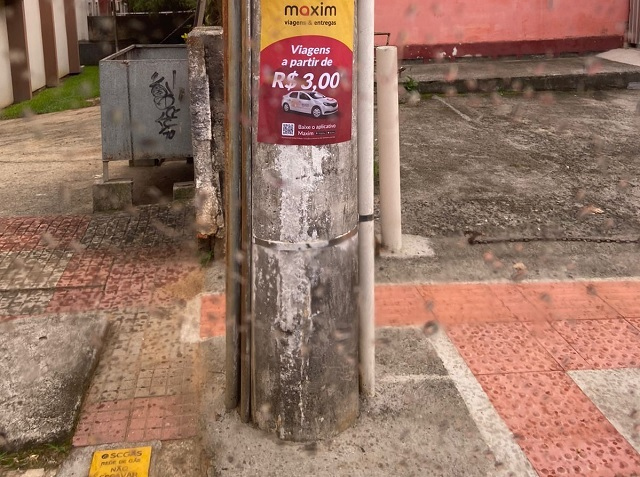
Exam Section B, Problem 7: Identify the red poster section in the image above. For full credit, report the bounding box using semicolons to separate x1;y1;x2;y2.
258;35;352;146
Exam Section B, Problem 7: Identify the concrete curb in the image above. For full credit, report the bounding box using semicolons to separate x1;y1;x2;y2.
413;71;640;94
398;55;640;94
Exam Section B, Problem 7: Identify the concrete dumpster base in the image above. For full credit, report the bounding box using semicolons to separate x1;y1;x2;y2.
173;181;195;201
92;179;133;212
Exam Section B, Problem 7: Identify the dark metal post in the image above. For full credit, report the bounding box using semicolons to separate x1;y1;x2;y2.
6;0;32;103
239;0;253;424
223;0;242;411
111;0;118;52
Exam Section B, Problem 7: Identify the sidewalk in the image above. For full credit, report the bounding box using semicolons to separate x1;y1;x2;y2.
402;48;640;94
1;206;640;476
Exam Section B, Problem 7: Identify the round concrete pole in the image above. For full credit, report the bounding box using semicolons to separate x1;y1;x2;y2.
250;2;359;441
376;46;402;252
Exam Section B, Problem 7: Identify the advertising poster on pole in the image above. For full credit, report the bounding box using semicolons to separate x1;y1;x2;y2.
258;0;354;145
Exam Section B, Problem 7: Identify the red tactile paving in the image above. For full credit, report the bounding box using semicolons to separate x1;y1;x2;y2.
521;436;640;477
447;322;561;374
417;284;518;324
523;321;590;371
517;282;621;321
628;318;640;333
200;293;225;338
375;284;432;327
488;284;547;322
73;395;198;446
587;281;640;319
478;372;616;440
551;319;640;369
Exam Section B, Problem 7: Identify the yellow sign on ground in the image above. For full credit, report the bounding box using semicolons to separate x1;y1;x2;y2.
89;446;152;477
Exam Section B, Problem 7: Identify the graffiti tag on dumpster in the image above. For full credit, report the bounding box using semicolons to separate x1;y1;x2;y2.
257;0;354;145
149;71;180;140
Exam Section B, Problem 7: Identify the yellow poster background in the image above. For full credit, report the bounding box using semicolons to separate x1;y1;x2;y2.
261;0;354;50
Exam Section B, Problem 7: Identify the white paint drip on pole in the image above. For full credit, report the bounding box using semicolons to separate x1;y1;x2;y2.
376;46;402;252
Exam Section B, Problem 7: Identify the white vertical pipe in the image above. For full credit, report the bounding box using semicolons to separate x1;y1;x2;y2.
376;46;402;251
357;0;375;397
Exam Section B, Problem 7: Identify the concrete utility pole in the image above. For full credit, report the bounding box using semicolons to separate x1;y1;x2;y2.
249;0;360;441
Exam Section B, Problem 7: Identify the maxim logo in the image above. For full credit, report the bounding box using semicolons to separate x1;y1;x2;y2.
284;3;337;17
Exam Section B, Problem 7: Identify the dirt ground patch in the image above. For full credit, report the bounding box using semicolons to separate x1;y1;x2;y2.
0;107;193;217
373;89;640;283
397;90;640;239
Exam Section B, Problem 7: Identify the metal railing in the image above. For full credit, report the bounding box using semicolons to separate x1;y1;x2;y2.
87;0;128;16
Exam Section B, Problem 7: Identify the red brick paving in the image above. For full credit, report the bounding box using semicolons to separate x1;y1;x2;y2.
0;216;90;251
56;249;114;288
45;288;104;314
72;395;198;446
200;293;225;339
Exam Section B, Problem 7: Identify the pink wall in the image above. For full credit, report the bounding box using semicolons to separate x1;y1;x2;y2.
376;0;629;58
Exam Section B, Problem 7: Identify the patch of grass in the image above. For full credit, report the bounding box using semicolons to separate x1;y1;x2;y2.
200;250;214;268
0;442;71;471
0;66;100;120
403;75;419;92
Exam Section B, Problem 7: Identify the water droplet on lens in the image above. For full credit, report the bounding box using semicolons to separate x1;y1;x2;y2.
422;320;439;336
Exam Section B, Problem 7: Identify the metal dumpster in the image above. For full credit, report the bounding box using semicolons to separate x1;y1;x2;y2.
99;45;192;166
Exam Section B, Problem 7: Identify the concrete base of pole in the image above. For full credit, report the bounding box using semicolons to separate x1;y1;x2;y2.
92;179;133;212
378;234;436;259
252;234;359;441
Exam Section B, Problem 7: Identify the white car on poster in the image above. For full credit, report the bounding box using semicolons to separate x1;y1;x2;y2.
281;91;338;118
